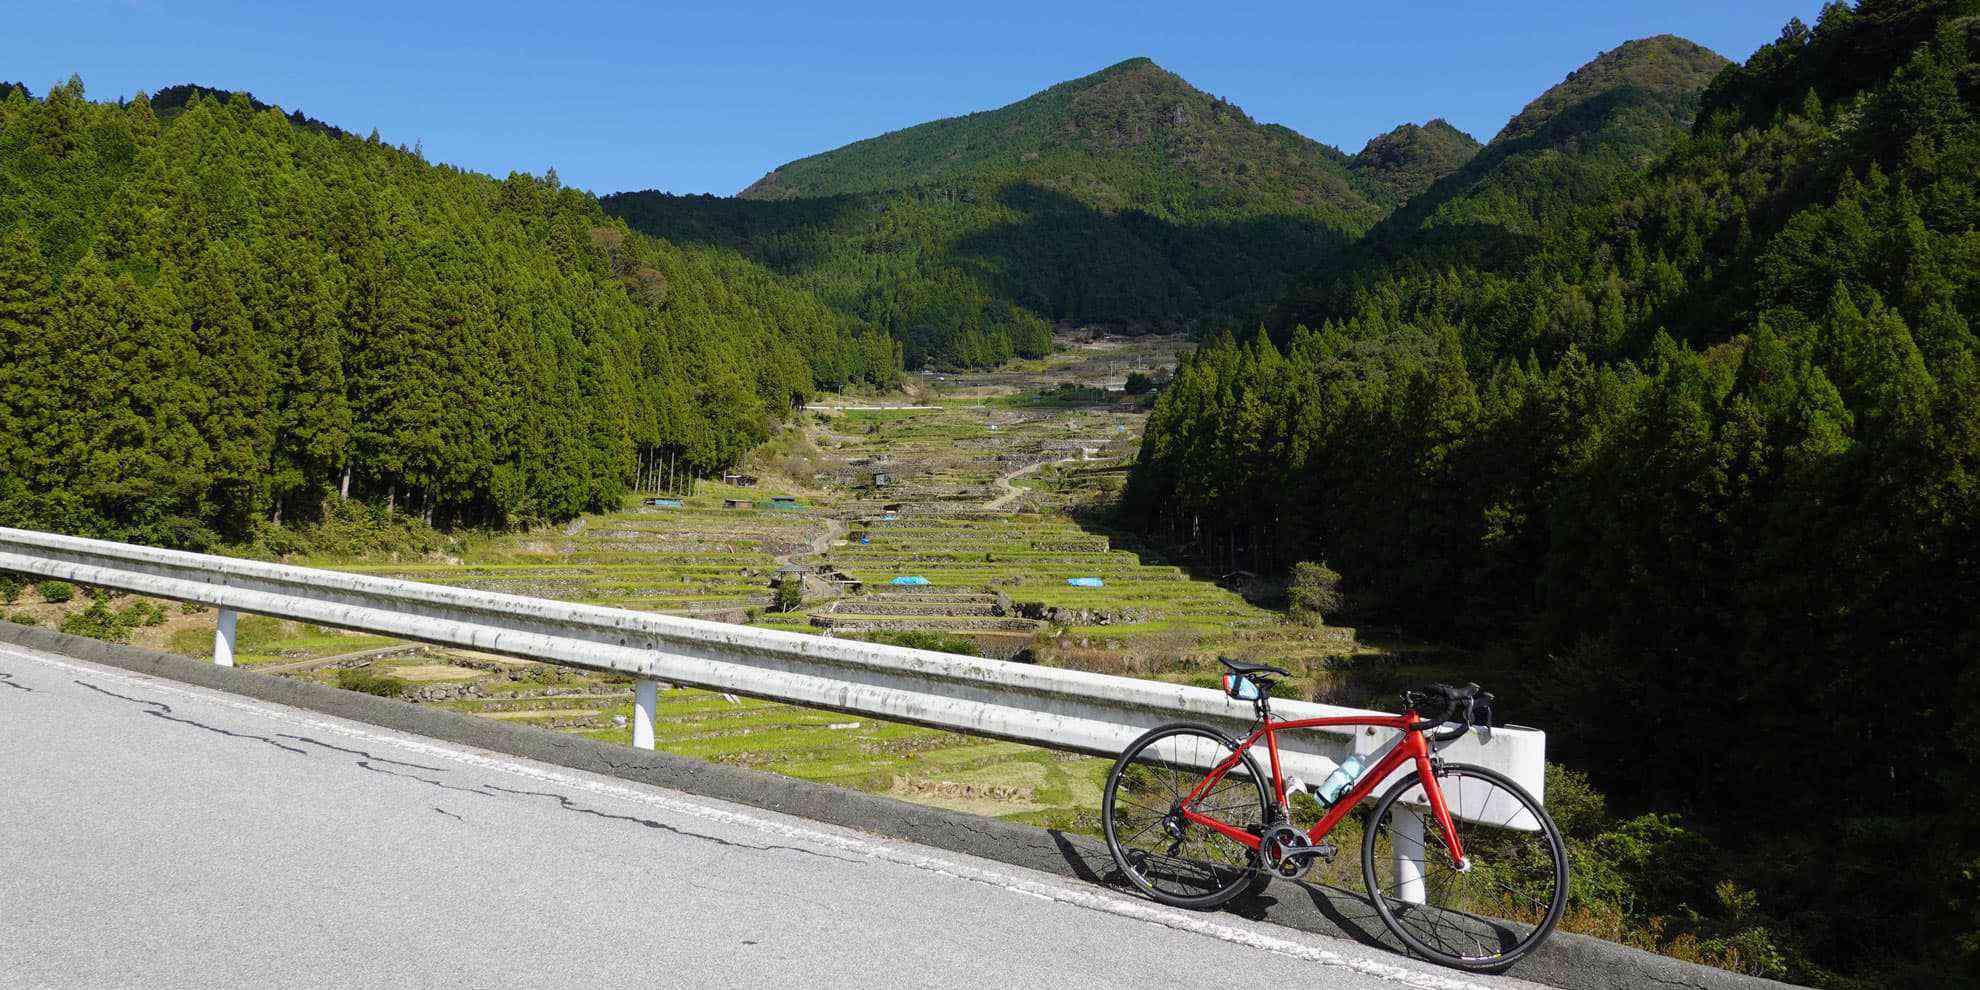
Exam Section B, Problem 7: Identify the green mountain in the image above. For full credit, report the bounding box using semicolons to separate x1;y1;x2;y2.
1274;35;1730;331
0;79;897;545
740;57;1376;223
607;58;1380;368
1128;5;1979;985
1344;118;1481;209
1490;34;1728;153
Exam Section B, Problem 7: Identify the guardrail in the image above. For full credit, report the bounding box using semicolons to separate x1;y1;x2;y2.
0;525;1546;856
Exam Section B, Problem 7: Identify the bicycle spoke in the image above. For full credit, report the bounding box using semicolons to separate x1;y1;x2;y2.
1106;726;1267;907
1364;765;1566;968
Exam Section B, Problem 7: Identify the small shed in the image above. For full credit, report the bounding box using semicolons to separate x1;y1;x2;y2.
763;496;803;511
723;498;751;509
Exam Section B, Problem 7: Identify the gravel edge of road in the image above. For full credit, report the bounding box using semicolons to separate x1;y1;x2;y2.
0;621;1803;990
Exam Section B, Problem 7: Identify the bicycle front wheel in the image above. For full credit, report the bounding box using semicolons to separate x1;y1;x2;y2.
1361;763;1568;971
1103;723;1271;909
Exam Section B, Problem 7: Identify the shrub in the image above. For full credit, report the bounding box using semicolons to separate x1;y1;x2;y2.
61;597;131;643
0;574;21;605
865;630;980;656
35;580;75;604
7;612;38;626
255;498;456;560
774;576;804;612
1124;371;1156;395
119;600;167;627
334;667;407;699
1287;561;1343;626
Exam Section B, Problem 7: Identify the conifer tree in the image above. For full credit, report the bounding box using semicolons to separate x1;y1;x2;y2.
0;228;52;489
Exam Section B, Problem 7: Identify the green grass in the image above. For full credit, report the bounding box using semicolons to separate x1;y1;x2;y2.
553;685;1107;820
167;616;398;666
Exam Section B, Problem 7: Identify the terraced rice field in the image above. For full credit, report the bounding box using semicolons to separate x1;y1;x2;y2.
827;514;1265;638
54;330;1355;827
302;502;823;617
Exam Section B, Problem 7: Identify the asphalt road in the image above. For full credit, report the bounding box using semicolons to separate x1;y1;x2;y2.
0;643;1553;990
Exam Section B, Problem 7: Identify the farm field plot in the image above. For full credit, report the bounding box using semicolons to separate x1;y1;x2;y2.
297;498;828;616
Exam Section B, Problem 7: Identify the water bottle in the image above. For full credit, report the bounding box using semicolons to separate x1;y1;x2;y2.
1317;753;1368;806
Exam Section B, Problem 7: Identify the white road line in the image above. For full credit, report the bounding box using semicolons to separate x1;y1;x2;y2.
1;646;1498;990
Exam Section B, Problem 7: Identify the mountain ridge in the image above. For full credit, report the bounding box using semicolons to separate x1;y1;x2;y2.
1273;34;1732;329
614;57;1391;367
1401;35;1731;230
737;56;1378;226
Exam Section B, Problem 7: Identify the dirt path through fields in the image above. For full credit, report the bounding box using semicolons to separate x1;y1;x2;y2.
983;448;1098;510
774;514;850;603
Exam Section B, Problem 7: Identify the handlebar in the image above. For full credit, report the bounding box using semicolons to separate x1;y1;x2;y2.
1403;682;1494;743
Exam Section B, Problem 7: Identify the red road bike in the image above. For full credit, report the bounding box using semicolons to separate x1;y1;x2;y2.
1102;659;1568;971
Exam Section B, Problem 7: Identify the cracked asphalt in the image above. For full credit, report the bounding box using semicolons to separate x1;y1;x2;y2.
0;644;1553;990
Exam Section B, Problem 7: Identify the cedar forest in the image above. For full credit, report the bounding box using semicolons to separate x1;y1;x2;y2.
2;2;1976;987
0;82;899;546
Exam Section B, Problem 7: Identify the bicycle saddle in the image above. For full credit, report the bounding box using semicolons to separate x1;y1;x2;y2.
1218;656;1291;679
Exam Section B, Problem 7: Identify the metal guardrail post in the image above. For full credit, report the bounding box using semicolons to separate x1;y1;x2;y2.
213;607;237;668
633;679;657;750
1393;807;1426;905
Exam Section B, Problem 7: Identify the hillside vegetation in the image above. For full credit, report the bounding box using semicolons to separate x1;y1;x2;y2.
0;80;898;547
607;58;1400;368
1345;119;1482;209
1276;35;1732;329
1128;4;1980;985
740;57;1376;219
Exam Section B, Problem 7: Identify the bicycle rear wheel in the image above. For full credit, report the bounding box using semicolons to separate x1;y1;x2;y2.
1361;763;1567;971
1103;723;1271;909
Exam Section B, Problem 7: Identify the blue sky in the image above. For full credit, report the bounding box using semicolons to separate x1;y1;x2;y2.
7;0;1825;195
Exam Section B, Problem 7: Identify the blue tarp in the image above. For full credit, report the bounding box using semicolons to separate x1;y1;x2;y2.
1066;577;1105;588
643;498;683;508
890;576;930;586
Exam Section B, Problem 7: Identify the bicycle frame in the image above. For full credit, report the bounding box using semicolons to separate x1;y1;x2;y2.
1177;712;1468;865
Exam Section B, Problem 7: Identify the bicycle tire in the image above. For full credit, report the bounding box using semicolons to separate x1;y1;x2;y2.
1360;762;1568;971
1103;722;1272;909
